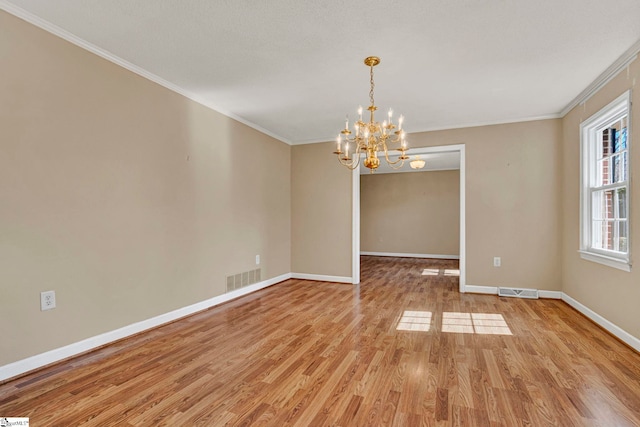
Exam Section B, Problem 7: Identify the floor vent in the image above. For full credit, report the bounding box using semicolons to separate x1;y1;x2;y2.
498;287;539;299
226;269;261;292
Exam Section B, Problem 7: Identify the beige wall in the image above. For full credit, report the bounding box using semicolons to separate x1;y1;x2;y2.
561;56;640;338
0;11;291;365
290;142;352;277
410;120;563;290
360;170;460;256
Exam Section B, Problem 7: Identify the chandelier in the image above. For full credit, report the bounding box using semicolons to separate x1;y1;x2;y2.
333;56;408;172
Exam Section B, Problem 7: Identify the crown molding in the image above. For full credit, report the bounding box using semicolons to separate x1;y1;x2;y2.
560;38;640;117
0;1;293;145
294;113;562;145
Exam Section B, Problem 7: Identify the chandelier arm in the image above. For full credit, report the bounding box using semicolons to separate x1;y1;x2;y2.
389;134;402;144
381;142;405;166
355;142;366;166
387;158;407;170
383;155;404;166
337;139;365;170
338;155;360;170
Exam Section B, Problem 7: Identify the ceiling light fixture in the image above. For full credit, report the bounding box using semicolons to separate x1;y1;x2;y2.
333;56;408;172
410;155;426;170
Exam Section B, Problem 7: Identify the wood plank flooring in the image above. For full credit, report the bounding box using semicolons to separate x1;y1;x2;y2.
1;256;640;426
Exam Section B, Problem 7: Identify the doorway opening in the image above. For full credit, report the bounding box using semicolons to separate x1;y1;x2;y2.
351;144;466;292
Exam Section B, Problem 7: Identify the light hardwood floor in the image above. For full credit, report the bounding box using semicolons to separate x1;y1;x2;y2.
1;256;640;426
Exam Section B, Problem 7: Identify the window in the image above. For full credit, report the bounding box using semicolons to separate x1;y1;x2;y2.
580;90;631;271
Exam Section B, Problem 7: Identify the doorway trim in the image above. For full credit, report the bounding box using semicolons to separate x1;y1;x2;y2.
351;144;466;293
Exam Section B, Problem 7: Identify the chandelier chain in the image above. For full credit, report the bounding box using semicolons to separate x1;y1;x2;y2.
369;65;375;108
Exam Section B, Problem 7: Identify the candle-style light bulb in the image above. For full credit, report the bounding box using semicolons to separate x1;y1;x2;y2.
398;115;404;130
345;115;349;131
388;108;393;121
358;106;363;121
336;135;341;152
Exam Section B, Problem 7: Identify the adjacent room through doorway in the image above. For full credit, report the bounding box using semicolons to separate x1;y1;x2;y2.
352;145;466;291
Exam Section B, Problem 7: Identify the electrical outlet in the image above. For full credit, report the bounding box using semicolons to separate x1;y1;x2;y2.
41;290;56;311
256;255;260;265
493;257;501;267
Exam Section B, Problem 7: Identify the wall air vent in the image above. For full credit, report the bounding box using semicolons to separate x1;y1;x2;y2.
498;287;539;299
226;269;261;292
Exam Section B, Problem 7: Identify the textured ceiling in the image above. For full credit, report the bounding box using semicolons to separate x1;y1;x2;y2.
2;0;640;145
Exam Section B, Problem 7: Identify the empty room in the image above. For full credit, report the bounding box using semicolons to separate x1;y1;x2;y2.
1;1;640;425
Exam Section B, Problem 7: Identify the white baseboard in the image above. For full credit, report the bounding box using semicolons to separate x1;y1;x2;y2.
561;293;640;352
464;285;498;295
0;273;292;382
538;290;563;299
361;251;460;260
291;273;352;284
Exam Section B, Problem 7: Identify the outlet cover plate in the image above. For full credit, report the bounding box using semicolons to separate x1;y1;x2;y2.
41;290;56;311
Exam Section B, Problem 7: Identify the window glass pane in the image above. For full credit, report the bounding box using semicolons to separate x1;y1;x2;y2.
614;126;627;152
592;220;614;250
592;220;602;249
596;158;609;186
617;221;628;253
611;152;627;184
606;190;615;219
592;190;614;220
612;154;620;183
592;191;602;220
604;221;614;251
601;128;614;157
591;220;627;253
617;187;627;219
604;156;612;185
591;191;604;219
591;220;602;249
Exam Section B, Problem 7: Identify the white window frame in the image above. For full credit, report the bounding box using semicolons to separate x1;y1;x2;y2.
579;90;632;272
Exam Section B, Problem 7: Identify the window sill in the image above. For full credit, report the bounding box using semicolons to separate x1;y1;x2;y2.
578;250;631;272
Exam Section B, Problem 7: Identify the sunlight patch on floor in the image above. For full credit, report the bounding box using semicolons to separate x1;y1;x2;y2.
442;312;512;335
397;310;432;331
421;268;460;276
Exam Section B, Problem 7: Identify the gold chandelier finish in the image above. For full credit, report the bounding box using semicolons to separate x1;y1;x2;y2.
333;56;408;172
